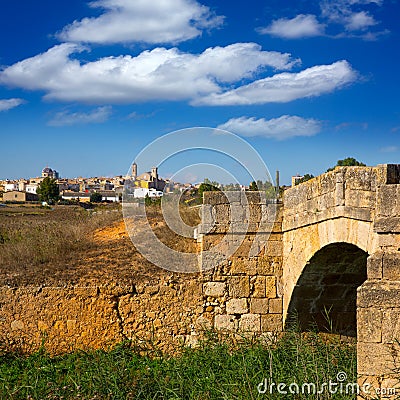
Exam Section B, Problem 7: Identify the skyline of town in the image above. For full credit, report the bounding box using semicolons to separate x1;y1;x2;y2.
1;1;399;184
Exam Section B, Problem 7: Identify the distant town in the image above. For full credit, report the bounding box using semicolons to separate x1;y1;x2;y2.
0;163;197;203
0;162;310;204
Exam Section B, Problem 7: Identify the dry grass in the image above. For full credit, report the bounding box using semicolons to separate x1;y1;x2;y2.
0;203;200;287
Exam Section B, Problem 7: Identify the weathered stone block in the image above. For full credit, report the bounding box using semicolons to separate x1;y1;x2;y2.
233;237;256;258
377;233;400;248
256;257;275;274
201;204;215;225
345;167;375;191
195;316;212;331
250;298;268;314
203;282;226;297
382;310;400;344
269;298;283;314
264;240;283;257
265;276;277;298
252;276;265;298
377;186;398;217
228;277;250;297
357;308;382;343
357;375;381;399
319;172;336;194
382;251;400;280
261;314;282;332
318;193;335;210
203;191;227;205
260;204;280;224
374;217;400;233
357;342;398;376
226;298;248;314
239;314;261;332
249;205;262;222
367;252;383;280
230;204;247;222
245;192;263;204
380;377;400;398
335;181;345;206
214;204;231;223
231;258;257;275
345;189;375;208
358;281;400;308
214;314;237;331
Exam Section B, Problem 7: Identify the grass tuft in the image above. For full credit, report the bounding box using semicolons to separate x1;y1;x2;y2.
0;331;357;399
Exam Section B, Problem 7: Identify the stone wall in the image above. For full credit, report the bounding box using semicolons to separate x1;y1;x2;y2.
1;164;400;397
198;191;283;335
0;278;205;355
356;178;400;397
281;164;400;397
281;166;382;327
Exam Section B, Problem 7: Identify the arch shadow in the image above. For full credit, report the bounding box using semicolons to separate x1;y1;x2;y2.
285;243;368;337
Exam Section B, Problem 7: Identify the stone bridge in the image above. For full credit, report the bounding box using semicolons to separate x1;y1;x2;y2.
1;164;400;396
198;163;400;392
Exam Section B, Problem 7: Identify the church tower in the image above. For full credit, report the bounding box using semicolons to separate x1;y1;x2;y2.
151;167;158;181
131;162;137;180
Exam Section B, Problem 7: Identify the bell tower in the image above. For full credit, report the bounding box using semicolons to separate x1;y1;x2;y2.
131;162;137;180
151;167;158;181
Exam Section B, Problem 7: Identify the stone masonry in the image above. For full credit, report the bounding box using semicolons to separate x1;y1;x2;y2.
198;190;283;336
1;164;400;398
197;164;400;398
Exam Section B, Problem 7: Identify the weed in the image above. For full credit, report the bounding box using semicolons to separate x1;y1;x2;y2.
0;331;357;399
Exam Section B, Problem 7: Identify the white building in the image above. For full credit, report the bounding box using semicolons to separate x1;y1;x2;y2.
26;184;38;194
4;183;18;192
133;188;163;198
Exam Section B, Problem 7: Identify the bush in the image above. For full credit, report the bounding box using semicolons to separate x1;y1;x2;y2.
327;157;366;172
90;192;103;203
295;174;315;185
37;177;60;203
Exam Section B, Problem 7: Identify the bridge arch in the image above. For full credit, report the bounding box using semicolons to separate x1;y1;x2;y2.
285;242;368;336
282;217;375;325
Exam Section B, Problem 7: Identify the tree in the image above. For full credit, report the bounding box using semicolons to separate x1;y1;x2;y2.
248;181;258;191
37;177;60;204
198;181;219;198
295;174;315;185
327;157;366;172
90;192;103;203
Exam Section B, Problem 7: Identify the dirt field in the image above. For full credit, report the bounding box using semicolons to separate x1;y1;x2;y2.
0;203;200;287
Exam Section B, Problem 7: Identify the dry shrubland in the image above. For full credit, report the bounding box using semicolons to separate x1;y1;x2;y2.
0;203;200;286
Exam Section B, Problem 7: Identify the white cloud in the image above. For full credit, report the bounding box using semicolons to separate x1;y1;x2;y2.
380;145;398;153
320;0;381;32
58;0;223;45
0;43;298;104
260;0;385;40
335;121;368;130
194;61;357;106
259;14;325;39
0;98;25;112
217;115;322;140
344;11;377;30
48;106;112;126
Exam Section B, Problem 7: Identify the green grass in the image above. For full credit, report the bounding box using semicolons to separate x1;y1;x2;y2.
0;331;357;400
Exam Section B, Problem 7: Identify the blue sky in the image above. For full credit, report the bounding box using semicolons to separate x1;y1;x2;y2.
0;0;399;184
